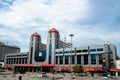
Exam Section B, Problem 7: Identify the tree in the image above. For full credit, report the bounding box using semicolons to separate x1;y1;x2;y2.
73;65;83;73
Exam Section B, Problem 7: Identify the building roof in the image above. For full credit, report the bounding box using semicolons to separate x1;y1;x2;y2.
49;28;59;33
32;32;40;37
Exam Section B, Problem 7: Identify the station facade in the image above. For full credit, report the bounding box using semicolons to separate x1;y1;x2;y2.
4;28;118;75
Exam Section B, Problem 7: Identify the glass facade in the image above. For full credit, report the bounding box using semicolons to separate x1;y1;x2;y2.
59;56;63;64
97;48;103;51
98;54;102;64
82;49;88;52
65;56;69;64
90;49;96;52
76;50;81;53
72;55;75;64
84;55;88;65
91;54;96;64
49;44;52;64
64;51;69;54
77;55;81;64
34;50;46;62
55;56;58;64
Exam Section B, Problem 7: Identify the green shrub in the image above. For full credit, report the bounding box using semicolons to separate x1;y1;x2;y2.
0;69;5;72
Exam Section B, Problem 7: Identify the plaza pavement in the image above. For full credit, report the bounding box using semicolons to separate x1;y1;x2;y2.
0;72;119;80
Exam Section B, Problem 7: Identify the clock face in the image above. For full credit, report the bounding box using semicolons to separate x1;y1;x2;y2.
34;50;46;62
39;52;42;57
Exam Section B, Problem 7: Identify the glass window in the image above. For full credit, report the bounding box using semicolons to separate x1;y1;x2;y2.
70;51;75;53
76;50;81;53
72;55;75;64
77;55;81;64
83;49;88;52
98;54;102;64
65;56;69;64
90;49;96;52
50;33;52;38
97;48;103;51
55;56;58;64
59;56;63;64
59;52;63;54
91;54;96;64
84;55;88;65
64;51;69;54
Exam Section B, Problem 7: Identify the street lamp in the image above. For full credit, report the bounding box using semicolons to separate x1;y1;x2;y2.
69;34;74;47
69;34;74;70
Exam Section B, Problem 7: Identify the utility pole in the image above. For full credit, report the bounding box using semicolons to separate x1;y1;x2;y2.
69;34;74;71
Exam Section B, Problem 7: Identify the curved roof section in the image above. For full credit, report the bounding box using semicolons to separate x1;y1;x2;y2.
49;28;59;33
32;32;40;37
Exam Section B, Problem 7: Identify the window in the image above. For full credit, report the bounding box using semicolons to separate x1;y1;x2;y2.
58;52;63;54
98;54;102;64
72;55;75;64
97;48;103;51
55;56;58;64
82;49;88;52
83;55;88;65
91;54;96;64
76;50;81;53
59;56;63;64
70;51;75;53
77;55;81;64
64;51;69;54
111;59;113;61
90;49;96;52
65;56;69;64
50;33;52;38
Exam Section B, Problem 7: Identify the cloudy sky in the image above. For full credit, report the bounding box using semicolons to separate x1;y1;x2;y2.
0;0;120;55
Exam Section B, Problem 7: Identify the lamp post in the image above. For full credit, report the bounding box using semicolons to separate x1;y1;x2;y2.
69;34;74;71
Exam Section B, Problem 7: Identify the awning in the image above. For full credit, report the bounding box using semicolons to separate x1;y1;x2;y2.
110;68;117;71
53;66;72;71
84;67;102;71
17;64;34;67
7;66;14;69
41;64;55;67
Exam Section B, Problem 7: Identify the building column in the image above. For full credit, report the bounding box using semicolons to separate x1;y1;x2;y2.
11;58;14;64
19;58;21;64
69;55;71;66
21;59;22;64
15;58;17;64
81;55;84;66
63;55;65;66
75;54;77;65
58;56;60;66
18;58;20;64
88;54;91;67
96;54;99;67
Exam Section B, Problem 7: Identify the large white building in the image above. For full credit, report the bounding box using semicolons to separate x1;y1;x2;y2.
4;28;118;76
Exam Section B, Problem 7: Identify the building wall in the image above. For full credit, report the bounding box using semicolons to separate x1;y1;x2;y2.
55;44;116;71
0;43;20;62
4;52;28;66
46;28;60;64
116;60;120;69
59;40;72;48
3;29;117;72
28;33;47;66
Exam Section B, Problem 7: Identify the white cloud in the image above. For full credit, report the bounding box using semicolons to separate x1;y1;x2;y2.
0;0;120;53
